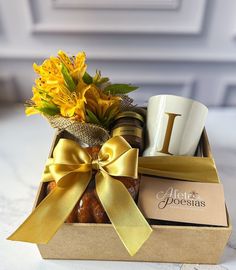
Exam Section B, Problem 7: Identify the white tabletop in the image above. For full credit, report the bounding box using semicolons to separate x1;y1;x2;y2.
0;105;235;270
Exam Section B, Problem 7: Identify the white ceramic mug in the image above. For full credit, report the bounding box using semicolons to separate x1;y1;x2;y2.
143;95;208;156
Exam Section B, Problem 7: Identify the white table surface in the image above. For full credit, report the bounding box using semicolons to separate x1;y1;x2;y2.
0;105;235;270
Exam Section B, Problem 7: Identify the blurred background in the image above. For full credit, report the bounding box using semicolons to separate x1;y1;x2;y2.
0;0;236;268
1;0;236;106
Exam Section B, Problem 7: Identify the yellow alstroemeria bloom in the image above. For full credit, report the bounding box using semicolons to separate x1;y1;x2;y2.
31;87;42;104
52;83;90;121
25;87;43;116
33;57;61;79
33;51;87;93
85;85;121;123
57;50;87;82
33;57;63;93
25;87;56;116
26;50;89;119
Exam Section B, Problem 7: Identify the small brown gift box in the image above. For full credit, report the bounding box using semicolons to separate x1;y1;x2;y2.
34;129;232;264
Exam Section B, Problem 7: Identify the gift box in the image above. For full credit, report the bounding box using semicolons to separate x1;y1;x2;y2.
7;51;231;264
33;129;232;264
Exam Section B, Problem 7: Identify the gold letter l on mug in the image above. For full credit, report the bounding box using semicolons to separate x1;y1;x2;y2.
158;112;181;155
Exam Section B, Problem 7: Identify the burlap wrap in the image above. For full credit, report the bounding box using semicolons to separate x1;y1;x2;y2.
119;95;134;111
46;115;110;146
44;95;136;146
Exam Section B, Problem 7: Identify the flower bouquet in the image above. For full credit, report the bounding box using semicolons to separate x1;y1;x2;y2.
25;50;138;145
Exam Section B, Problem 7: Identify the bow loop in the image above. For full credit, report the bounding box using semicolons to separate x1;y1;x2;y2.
104;148;139;178
98;136;134;166
53;138;91;165
47;139;93;188
97;136;139;178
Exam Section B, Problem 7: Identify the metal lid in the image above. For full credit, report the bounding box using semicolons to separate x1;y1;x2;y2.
114;111;144;122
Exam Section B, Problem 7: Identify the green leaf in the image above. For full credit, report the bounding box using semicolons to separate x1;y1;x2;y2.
103;84;138;95
96;77;109;85
61;63;76;92
38;101;60;116
38;107;59;116
41;101;58;109
86;109;102;126
83;72;93;84
103;104;118;123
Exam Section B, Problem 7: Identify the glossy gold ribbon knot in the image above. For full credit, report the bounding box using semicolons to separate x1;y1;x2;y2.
8;136;152;256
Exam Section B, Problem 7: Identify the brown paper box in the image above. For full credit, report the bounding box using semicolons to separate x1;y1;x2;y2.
34;129;232;264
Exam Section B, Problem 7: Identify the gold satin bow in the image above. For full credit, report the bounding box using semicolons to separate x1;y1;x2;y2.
7;136;152;256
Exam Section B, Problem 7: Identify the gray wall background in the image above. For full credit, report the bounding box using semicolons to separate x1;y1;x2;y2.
0;0;236;107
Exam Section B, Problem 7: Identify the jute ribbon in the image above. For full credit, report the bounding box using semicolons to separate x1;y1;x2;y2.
7;136;152;256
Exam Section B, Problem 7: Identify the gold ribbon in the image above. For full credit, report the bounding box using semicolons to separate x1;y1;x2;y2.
138;156;220;183
7;136;152;256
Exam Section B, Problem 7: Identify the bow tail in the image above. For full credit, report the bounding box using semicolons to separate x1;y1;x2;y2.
95;172;152;256
8;173;91;243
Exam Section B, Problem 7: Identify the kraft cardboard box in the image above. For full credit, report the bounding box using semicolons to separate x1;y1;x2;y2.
34;129;232;264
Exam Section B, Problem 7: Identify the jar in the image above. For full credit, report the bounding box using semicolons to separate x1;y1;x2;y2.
111;111;144;154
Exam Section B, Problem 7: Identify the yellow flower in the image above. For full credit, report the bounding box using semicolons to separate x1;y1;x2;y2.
31;87;42;104
85;85;121;126
26;50;89;119
25;107;38;116
52;83;90;121
58;50;87;82
25;50;131;128
33;57;63;93
25;87;59;116
33;51;87;93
